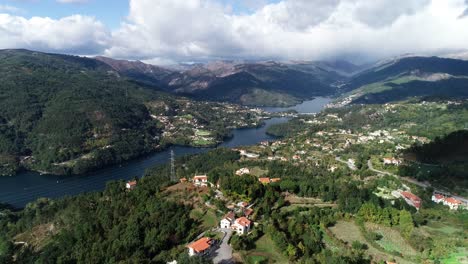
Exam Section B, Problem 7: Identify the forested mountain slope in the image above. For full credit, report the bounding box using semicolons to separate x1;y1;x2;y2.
0;49;167;175
342;56;468;104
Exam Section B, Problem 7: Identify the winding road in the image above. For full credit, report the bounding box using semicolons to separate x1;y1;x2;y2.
366;159;468;203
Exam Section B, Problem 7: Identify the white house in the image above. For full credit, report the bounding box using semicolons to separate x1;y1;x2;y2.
193;175;208;187
431;193;445;204
220;212;236;229
443;197;463;210
383;157;402;166
231;217;252;235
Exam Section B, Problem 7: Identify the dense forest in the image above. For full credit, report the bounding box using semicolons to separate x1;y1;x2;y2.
0;49;172;176
400;130;468;194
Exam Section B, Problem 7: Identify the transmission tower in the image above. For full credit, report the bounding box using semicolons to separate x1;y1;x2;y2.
170;149;176;182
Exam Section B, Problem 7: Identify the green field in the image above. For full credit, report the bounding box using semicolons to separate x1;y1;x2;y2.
244;234;289;264
195;129;212;136
440;248;468;264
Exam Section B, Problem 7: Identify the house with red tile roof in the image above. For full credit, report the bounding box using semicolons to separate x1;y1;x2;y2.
126;180;137;190
431;193;445;203
232;217;252;235
443;197;463;210
187;237;213;256
400;191;422;210
193;175;208;187
244;208;254;218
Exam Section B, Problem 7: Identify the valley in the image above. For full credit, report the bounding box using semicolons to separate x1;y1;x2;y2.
0;49;467;264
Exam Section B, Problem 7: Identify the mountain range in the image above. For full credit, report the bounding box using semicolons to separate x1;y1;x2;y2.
95;56;360;106
2;49;468;176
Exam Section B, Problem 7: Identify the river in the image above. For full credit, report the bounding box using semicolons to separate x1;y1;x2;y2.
0;97;332;208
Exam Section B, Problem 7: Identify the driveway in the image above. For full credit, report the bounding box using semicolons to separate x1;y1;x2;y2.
212;228;234;264
335;157;356;170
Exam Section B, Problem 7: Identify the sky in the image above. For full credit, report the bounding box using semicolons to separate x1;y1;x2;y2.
0;0;467;64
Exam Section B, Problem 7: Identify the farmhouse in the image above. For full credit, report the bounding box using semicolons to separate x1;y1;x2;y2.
193;175;208;187
187;237;214;257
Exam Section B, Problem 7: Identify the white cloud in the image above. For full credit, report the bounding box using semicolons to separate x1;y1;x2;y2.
1;0;468;63
104;0;468;63
0;14;109;54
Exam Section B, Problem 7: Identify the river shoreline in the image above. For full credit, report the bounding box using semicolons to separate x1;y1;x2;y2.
0;97;332;208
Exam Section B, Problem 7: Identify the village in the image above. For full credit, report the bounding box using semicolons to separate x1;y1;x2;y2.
124;101;467;263
147;99;272;147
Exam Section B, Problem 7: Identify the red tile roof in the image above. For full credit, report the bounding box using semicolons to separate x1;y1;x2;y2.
187;237;212;253
244;208;254;217
434;194;444;200
259;177;270;184
445;197;462;205
224;212;235;221
235;217;251;227
270;178;281;183
401;191;422;208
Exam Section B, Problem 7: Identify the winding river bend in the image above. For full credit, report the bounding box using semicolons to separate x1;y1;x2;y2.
0;97;332;208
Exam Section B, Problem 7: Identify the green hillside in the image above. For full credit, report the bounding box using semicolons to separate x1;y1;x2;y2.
0;49;167;175
343;57;468;104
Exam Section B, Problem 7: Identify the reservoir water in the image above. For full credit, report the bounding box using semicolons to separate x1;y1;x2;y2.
0;97;332;207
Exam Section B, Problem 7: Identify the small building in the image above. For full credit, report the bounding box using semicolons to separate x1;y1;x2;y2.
187;237;213;256
243;208;254;218
236;168;250;176
383;157;402;166
220;212;236;229
400;191;422;210
126;180;137;190
179;178;187;183
259;177;271;184
193;175;208;187
443;197;463;210
237;201;249;208
232;217;252;235
431;193;445;204
270;178;281;183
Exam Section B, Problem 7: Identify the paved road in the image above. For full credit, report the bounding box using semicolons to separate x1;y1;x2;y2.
212;228;234;264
